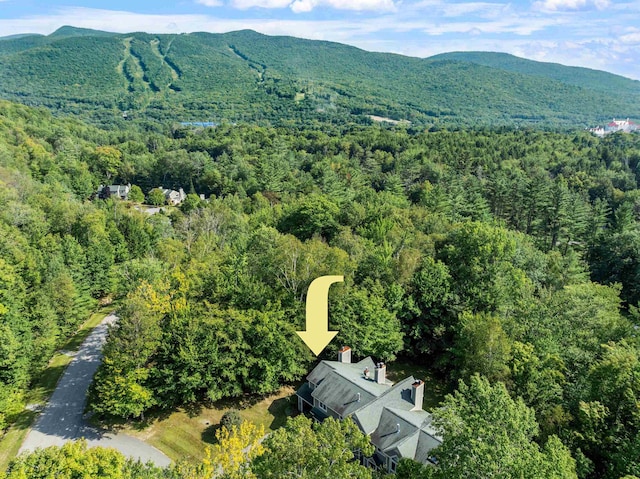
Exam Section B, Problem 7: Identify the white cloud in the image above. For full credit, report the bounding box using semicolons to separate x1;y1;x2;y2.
533;0;610;11
610;0;640;11
440;2;509;17
416;15;567;35
230;0;291;9
408;0;511;18
195;0;224;6
619;28;640;44
290;0;397;13
229;0;396;12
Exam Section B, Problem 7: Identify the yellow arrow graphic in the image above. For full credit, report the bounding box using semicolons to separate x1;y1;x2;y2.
296;275;343;356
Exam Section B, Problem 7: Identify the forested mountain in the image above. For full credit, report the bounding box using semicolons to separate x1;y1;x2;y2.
0;27;639;127
0;34;43;41
430;51;640;97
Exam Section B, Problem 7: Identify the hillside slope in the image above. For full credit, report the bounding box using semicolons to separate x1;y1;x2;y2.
429;51;640;97
0;27;638;127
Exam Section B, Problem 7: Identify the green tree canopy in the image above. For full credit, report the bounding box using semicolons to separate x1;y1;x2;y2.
429;375;577;479
3;440;165;479
147;188;166;206
128;184;145;203
251;416;374;479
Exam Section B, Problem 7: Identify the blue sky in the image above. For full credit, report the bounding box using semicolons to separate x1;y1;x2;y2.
1;0;639;79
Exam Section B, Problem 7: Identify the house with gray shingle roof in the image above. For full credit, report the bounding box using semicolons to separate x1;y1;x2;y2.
161;187;186;206
98;183;131;200
296;346;442;473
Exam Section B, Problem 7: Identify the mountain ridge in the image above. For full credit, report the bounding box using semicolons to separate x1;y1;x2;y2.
429;51;640;96
0;27;638;127
48;25;114;38
0;33;44;41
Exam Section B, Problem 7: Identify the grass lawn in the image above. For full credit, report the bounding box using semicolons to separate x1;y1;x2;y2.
387;359;450;411
0;410;37;473
0;305;115;472
122;386;296;463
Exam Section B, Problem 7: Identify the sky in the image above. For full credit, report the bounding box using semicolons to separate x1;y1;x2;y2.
1;0;639;80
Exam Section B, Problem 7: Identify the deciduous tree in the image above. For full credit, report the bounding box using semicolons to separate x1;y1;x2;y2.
252;416;373;479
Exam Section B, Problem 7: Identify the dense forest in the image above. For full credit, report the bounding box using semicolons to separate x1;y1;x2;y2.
1;27;640;128
1;95;640;477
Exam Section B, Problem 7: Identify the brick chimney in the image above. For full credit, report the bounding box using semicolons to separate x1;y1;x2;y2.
374;362;386;384
411;380;424;410
338;346;352;364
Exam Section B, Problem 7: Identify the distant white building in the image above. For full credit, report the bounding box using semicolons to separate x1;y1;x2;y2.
590;118;639;136
588;126;606;137
606;118;638;133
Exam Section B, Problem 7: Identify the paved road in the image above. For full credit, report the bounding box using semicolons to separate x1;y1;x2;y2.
19;314;171;467
134;205;162;215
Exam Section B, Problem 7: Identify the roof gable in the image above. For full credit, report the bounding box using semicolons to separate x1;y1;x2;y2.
354;377;416;434
312;371;377;417
370;407;420;452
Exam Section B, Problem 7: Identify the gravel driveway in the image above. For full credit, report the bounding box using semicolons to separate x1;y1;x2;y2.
19;314;171;467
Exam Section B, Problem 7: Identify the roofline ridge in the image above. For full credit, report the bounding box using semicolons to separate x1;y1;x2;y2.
393;426;444;457
323;356;375;367
310;358;391;416
383;405;421;425
305;360;334;381
319;357;385;392
418;426;443;442
314;369;368;392
385;405;437;430
377;375;416;398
